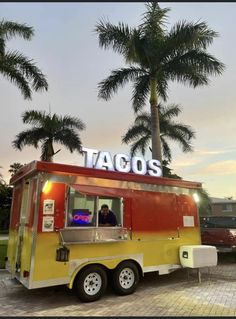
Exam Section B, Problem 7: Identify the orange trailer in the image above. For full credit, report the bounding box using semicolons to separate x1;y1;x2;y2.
6;160;216;302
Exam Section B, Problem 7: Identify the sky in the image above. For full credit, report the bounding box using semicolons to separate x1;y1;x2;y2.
0;2;236;199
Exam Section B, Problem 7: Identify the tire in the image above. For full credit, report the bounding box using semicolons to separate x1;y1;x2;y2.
112;261;139;295
74;265;107;302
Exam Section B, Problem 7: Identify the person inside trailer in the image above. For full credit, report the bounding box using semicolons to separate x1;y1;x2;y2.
98;204;117;226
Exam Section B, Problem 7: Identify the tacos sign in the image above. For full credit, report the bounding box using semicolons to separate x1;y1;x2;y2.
82;147;162;177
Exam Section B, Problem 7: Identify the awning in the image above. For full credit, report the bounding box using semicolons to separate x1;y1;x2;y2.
69;184;131;197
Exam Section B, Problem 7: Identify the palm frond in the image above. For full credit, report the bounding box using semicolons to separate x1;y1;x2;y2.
156;76;168;101
0;38;5;55
0;20;34;41
134;112;151;125
54;129;83;153
0;61;32;99
130;135;151;157
140;2;170;37
61;116;86;131
4;51;48;92
160;136;172;161
98;67;144;100
22;110;46;125
165;50;225;87
168;20;218;52
123;104;195;160
12;128;45;150
163;123;195;152
177;50;224;75
131;74;150;112
95;19;132;56
172;123;195;140
0;19;47;99
122;123;150;145
159;103;181;119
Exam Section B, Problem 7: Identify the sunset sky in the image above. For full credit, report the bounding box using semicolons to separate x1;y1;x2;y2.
0;2;235;199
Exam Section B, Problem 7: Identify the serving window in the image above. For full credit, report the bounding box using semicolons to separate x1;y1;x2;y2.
66;186;123;227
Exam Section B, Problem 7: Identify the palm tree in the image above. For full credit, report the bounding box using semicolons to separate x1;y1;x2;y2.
0;19;48;99
122;103;195;162
162;160;181;179
0;166;4;184
95;2;225;163
8;162;24;177
12;110;86;162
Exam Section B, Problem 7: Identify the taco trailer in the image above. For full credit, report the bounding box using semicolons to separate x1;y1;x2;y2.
5;158;217;302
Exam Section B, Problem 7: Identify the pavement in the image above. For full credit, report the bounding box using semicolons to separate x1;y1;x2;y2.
0;253;235;317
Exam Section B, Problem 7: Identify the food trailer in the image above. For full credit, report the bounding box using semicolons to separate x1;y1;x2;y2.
6;157;217;302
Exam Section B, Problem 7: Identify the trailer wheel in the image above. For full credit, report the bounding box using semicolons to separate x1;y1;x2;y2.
112;261;139;295
74;265;107;302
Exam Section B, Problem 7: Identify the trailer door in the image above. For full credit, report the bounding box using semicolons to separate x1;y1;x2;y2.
15;178;36;281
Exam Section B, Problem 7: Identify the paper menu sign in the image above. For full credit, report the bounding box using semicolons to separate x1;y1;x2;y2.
42;216;54;232
43;199;55;215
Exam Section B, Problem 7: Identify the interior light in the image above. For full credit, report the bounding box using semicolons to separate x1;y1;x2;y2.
42;180;52;194
193;193;200;203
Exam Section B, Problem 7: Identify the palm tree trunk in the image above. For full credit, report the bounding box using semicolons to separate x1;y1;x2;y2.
46;139;54;162
149;78;162;164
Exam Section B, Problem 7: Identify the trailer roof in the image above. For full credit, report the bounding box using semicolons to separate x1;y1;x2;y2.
10;160;202;190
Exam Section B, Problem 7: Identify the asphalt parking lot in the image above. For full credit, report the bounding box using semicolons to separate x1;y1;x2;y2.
0;253;235;317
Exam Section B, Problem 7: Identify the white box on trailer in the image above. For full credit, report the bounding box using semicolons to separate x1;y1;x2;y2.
179;245;217;268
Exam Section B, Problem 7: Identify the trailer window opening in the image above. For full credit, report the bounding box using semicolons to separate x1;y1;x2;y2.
66;187;123;228
98;196;123;227
67;188;96;226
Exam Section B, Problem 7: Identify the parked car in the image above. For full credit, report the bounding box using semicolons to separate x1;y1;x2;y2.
200;216;236;253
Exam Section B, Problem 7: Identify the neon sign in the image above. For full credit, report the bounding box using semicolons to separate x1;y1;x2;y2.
72;209;91;226
82;147;162;177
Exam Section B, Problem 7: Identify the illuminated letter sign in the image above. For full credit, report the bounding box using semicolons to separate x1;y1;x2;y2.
95;151;114;171
114;154;130;173
81;147;162;177
82;147;98;168
131;157;147;175
147;159;162;177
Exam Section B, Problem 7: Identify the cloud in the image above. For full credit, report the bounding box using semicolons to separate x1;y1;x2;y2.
172;158;201;168
193;160;236;176
171;147;236;171
195;148;236;156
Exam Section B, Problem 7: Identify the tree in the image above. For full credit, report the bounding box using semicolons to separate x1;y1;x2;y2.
0;166;3;183
122;103;195;162
0;182;12;231
0;19;48;99
12;110;86;162
8;162;24;177
198;188;212;217
162;160;181;179
95;2;224;163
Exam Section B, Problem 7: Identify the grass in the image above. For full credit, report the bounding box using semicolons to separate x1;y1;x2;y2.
0;240;7;269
